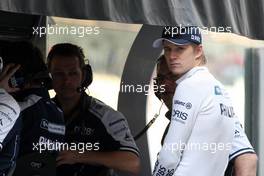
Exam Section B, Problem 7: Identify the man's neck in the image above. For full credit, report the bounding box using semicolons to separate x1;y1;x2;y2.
57;95;81;116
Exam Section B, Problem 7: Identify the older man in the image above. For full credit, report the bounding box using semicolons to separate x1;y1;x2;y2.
47;43;140;176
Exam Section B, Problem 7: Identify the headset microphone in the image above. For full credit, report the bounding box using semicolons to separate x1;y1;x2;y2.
76;87;83;93
76;86;87;93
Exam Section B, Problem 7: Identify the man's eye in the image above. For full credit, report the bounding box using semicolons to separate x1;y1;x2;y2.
164;47;170;52
176;47;184;51
69;71;78;76
52;72;64;78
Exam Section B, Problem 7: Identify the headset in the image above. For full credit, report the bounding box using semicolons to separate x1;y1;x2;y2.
77;63;93;92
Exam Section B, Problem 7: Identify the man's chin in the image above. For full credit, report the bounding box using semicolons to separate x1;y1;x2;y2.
57;92;79;100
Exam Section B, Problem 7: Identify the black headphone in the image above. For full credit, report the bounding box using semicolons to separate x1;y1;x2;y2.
77;63;93;92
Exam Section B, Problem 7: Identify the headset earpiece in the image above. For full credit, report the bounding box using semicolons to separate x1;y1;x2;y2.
81;64;93;90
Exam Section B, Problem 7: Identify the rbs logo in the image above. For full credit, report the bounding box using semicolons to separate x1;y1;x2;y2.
172;110;188;120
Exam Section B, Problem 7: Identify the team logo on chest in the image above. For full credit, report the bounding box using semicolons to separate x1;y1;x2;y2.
74;126;95;136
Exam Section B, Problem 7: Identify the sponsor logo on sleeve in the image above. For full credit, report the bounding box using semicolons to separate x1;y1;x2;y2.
174;100;192;110
235;130;239;135
214;85;222;95
219;103;235;118
172;110;188;124
174;100;185;106
234;129;244;138
185;102;192;109
124;132;133;142
154;163;175;176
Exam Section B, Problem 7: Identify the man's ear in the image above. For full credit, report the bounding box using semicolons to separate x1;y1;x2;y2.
194;44;203;61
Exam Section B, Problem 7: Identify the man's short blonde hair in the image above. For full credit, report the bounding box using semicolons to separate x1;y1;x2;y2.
191;44;207;65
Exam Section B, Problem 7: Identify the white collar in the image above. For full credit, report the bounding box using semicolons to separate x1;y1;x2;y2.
176;66;208;84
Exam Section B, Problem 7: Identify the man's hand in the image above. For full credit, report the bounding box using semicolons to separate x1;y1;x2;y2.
56;150;140;175
56;150;80;166
0;63;20;92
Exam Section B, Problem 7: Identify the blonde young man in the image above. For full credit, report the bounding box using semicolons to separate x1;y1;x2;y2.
154;55;257;176
151;26;245;176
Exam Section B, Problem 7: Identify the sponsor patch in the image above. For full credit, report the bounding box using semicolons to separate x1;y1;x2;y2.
74;126;95;136
174;100;192;110
220;103;235;118
174;100;185;106
214;85;222;95
40;119;65;135
172;110;188;124
185;102;192;109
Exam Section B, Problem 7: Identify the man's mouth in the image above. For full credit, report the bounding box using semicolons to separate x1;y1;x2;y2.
170;63;181;67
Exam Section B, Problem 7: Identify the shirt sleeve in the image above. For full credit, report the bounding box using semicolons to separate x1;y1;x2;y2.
101;110;140;156
0;88;20;144
89;98;140;157
152;82;202;176
229;118;255;161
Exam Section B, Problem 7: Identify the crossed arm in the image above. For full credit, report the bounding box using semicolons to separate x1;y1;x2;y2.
57;150;140;175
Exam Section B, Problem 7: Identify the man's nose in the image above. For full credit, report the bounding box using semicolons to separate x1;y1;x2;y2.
61;74;71;84
168;51;178;61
